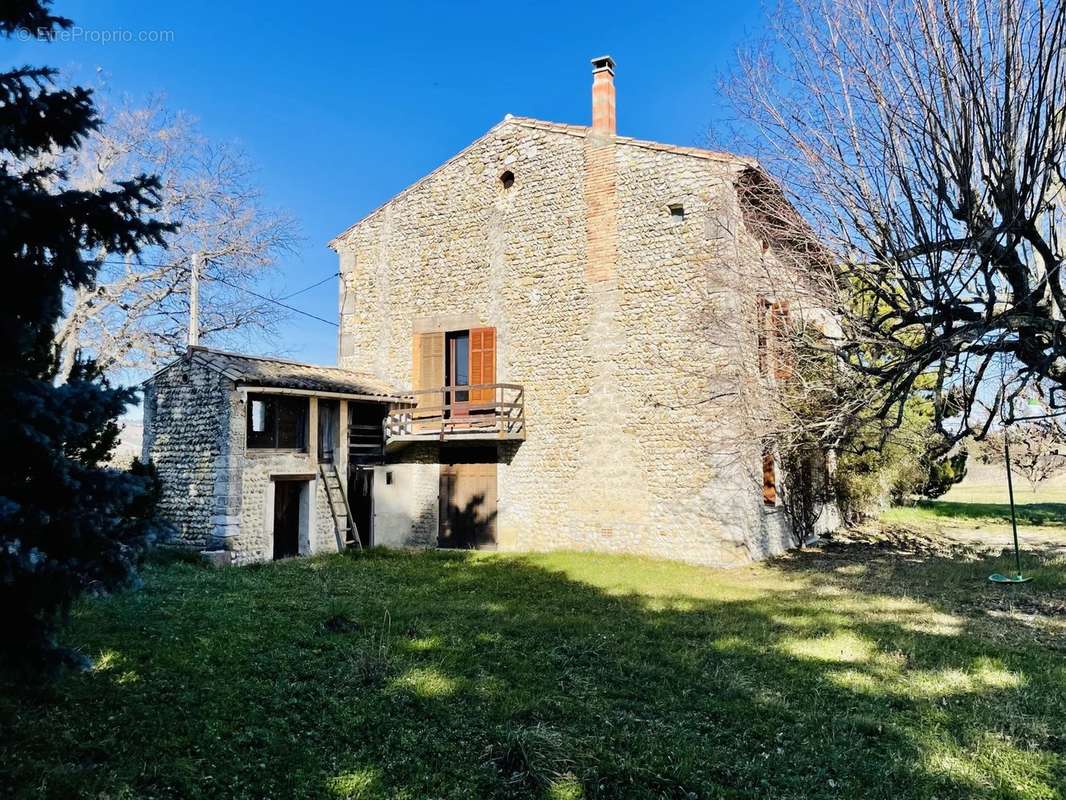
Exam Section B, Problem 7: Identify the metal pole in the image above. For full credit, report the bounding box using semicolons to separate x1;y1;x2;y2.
989;353;1031;583
188;253;201;347
1002;429;1023;578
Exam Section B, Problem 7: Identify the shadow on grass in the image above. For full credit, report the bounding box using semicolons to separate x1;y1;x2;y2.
2;545;1064;800
903;499;1066;526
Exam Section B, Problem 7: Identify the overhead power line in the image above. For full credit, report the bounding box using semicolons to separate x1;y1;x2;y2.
280;272;340;300
210;275;338;327
96;259;340;327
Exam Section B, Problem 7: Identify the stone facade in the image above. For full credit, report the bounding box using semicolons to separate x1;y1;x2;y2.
142;358;231;549
142;74;838;568
330;115;822;567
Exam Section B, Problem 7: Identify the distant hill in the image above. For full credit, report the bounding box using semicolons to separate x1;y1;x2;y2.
111;421;143;469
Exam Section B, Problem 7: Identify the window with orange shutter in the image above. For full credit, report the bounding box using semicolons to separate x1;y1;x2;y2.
770;301;793;381
757;298;793;381
412;332;444;430
762;451;778;505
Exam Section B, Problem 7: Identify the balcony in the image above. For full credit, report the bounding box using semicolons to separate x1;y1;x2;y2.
383;383;525;448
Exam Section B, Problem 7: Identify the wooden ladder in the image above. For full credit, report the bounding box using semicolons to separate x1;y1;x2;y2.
319;462;361;551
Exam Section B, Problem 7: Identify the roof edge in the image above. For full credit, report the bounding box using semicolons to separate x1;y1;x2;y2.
328;115;517;249
142;345;389;387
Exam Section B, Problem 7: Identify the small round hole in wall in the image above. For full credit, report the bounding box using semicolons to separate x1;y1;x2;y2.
500;170;515;190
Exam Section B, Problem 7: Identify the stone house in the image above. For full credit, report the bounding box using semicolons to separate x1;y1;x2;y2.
143;56;833;567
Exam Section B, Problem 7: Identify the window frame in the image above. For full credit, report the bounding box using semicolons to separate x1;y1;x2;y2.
246;393;308;451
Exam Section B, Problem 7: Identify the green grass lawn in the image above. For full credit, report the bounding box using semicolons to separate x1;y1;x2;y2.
884;466;1066;535
3;545;1065;799
884;499;1066;528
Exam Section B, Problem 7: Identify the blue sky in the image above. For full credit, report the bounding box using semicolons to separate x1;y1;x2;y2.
9;0;766;366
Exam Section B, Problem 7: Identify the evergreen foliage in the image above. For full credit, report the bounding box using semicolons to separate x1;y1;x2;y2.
0;1;174;673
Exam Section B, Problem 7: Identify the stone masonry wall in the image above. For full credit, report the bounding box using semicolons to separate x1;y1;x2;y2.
145;362;347;564
142;358;231;549
229;396;342;564
334;118;806;566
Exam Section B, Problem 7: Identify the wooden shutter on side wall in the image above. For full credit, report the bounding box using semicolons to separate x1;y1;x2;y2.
770;301;794;381
468;327;496;406
762;451;778;505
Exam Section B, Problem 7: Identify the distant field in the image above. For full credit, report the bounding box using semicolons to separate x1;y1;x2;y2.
883;462;1066;547
940;463;1066;505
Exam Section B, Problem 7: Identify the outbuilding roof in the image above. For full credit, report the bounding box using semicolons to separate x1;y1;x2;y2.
149;346;404;401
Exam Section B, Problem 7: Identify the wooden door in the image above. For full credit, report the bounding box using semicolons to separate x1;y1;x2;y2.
438;461;497;549
446;331;470;418
273;481;302;559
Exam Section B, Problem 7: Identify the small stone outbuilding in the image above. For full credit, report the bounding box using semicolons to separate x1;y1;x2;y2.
141;347;408;565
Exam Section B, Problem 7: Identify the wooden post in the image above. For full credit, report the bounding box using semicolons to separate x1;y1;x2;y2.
188;253;201;347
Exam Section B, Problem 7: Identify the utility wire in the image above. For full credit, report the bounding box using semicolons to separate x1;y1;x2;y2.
95;258;340;327
279;271;340;300
210;274;338;327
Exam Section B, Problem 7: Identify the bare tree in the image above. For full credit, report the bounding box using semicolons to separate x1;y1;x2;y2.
49;94;299;378
725;0;1066;442
1007;419;1066;493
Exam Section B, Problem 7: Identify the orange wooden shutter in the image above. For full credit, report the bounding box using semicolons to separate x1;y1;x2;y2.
771;301;793;381
762;451;777;505
468;327;496;405
413;332;444;428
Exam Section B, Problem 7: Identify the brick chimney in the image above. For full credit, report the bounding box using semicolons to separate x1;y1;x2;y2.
590;56;616;135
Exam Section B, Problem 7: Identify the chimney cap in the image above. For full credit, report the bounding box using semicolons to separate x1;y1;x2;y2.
591;55;615;74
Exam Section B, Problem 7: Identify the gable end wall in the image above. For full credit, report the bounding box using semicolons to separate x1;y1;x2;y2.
335;122;797;566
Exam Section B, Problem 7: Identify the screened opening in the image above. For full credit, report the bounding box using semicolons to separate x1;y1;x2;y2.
500;170;515;189
317;399;339;463
247;393;308;450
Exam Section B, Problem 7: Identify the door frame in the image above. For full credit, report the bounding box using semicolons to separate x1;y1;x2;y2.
445;330;470;418
347;464;375;548
267;475;313;559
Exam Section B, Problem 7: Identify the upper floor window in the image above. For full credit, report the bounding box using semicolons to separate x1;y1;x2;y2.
757;298;794;381
247;393;308;450
413;327;496;419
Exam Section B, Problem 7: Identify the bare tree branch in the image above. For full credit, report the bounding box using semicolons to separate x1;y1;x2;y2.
44;92;301;379
723;0;1066;443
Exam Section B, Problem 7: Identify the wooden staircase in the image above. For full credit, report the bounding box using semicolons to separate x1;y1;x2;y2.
319;462;361;551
